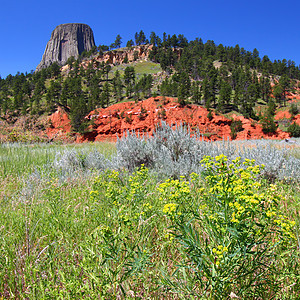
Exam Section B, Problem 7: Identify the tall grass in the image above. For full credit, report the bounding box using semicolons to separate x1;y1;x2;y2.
0;156;299;298
0;125;299;298
0;142;116;177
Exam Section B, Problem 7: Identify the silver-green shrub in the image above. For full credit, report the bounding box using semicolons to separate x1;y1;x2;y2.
116;122;300;180
51;122;300;181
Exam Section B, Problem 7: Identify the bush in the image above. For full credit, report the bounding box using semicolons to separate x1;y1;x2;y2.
207;110;213;121
125;113;133;124
287;122;300;137
160;156;297;298
116;122;300;181
138;106;148;120
260;113;278;134
230;119;243;139
289;103;299;116
49;122;300;182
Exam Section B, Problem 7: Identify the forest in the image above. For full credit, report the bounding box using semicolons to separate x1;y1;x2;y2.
0;30;299;134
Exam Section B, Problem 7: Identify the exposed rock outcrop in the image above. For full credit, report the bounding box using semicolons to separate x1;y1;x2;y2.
85;45;154;66
45;97;291;142
36;23;95;71
60;44;182;73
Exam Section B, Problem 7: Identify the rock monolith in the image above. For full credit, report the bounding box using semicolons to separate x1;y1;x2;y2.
36;23;95;71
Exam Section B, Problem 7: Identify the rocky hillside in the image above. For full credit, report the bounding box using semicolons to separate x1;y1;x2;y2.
2;28;300;143
45;97;300;143
64;45;152;71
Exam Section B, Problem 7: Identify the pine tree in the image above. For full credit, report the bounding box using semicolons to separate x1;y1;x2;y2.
70;93;88;133
135;30;146;46
178;71;191;106
218;80;232;112
103;62;111;81
209;74;218;107
170;34;178;48
150;32;157;46
102;82;111;107
112;70;123;102
126;40;134;48
134;32;139;46
45;79;61;112
202;78;211;109
87;74;101;110
160;78;170;96
260;75;271;101
279;74;290;106
191;81;201;104
260;99;278;134
49;62;61;78
273;84;284;105
124;66;135;98
177;34;188;48
69;78;88;132
114;34;122;48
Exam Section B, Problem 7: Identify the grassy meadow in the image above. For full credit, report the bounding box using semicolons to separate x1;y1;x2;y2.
0;139;299;299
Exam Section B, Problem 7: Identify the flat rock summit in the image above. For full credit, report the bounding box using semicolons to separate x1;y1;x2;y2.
36;23;95;71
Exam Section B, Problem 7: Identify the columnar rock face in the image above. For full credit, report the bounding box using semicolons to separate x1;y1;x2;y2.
36;23;95;71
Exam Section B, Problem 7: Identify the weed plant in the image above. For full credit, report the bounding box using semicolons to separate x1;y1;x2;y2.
0;123;300;298
160;156;299;298
0;156;299;298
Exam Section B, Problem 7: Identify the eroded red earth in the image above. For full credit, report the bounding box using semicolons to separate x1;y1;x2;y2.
46;97;298;142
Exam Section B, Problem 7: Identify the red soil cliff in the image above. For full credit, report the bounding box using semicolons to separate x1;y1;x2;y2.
46;97;293;142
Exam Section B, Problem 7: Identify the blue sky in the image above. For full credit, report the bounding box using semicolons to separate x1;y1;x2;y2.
1;0;299;78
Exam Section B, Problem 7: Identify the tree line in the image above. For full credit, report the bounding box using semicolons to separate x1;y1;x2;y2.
0;59;154;132
1;29;299;134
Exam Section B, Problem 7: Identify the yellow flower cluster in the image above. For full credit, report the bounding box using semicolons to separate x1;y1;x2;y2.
158;178;191;203
230;212;239;223
212;245;229;266
127;164;149;201
164;231;175;241
190;172;200;182
274;215;296;240
266;210;276;218
163;203;178;216
89;190;99;200
215;154;228;162
143;202;153;211
200;156;296;246
230;195;262;223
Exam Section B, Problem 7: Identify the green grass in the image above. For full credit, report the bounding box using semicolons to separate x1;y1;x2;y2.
0;142;116;177
110;60;162;77
0;143;299;299
133;61;162;75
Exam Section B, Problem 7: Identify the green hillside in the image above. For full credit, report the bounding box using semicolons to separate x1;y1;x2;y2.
0;30;299;135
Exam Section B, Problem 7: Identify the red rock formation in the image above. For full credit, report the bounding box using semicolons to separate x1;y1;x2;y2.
45;97;291;143
46;107;72;140
294;115;300;125
275;110;292;120
275;109;300;126
286;87;300;101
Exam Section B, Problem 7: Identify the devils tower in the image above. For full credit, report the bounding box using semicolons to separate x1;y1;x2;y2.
36;23;95;71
